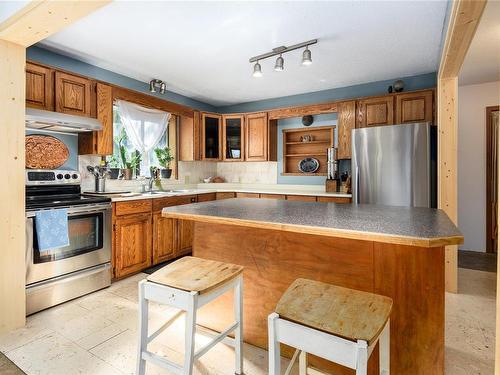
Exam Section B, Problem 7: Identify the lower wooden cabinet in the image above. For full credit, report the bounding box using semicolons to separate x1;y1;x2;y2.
152;213;176;264
114;213;152;278
177;220;194;256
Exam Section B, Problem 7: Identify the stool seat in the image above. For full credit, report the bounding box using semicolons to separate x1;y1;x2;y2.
276;278;392;345
147;256;244;294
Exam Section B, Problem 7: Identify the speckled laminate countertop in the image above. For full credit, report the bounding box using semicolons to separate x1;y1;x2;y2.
162;198;463;247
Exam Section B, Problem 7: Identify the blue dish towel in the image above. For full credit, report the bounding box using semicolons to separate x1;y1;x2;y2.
35;208;70;251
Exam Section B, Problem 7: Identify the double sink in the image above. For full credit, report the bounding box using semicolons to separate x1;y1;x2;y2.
140;189;194;197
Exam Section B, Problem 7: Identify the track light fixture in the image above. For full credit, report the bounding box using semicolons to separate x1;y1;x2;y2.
149;79;167;94
274;54;284;72
252;61;263;77
249;39;317;77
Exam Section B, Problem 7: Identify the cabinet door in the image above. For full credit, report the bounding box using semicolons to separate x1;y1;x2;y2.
179;111;201;161
177;220;194;256
26;62;53;111
337;101;356;159
78;83;113;155
245;112;268;161
286;195;317;202
152;213;176;265
114;213;152;278
395;90;434;124
55;71;93;117
201;112;222;160
222;115;244;161
357;96;394;128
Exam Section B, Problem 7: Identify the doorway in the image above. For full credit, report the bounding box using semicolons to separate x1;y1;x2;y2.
486;106;499;253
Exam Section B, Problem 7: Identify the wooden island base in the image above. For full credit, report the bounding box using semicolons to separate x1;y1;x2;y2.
192;222;444;375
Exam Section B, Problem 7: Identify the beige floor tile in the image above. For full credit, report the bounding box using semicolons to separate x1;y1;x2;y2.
6;332;122;375
76;321;127;350
0;315;53;352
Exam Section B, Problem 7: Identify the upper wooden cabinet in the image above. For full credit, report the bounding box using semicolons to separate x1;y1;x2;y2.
337;101;356;159
201;112;222;160
222;114;245;161
245;112;268;161
357;96;394;128
78;83;113;155
179;111;201;161
26;62;54;111
395;90;434;124
55;71;93;117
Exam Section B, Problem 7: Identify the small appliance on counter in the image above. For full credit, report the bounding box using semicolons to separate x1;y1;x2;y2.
25;169;112;315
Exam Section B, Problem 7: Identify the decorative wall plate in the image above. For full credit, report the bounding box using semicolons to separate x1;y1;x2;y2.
298;157;320;173
26;135;69;169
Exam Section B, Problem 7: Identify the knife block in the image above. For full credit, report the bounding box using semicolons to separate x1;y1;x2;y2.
325;179;337;193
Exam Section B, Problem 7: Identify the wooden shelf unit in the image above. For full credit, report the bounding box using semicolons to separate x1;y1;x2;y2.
282;125;334;176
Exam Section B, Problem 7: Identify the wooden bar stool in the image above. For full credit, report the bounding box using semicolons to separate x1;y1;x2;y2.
136;256;244;375
268;279;392;375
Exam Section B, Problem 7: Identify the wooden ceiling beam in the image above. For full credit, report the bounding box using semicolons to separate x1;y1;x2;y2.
0;0;110;47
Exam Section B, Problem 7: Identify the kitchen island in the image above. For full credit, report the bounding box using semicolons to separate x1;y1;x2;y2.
162;198;463;374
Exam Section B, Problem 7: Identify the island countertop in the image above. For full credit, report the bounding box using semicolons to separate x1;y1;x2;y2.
162;197;463;247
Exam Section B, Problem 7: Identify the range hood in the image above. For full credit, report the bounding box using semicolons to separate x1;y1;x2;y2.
25;108;103;133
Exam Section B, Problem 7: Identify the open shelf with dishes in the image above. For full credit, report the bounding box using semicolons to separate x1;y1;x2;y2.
282;125;335;176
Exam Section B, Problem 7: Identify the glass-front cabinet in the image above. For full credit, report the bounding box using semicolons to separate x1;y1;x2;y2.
201;113;222;160
222;115;245;161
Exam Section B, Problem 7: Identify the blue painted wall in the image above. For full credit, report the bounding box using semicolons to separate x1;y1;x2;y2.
277;114;351;185
218;72;436;113
27;46;217;112
26;129;78;170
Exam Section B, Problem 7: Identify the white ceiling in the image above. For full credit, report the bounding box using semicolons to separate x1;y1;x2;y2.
37;1;448;106
459;0;500;86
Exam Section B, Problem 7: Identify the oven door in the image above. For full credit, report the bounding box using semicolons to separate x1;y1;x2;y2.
26;203;112;285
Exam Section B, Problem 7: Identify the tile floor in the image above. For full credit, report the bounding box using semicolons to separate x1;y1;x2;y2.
0;268;496;375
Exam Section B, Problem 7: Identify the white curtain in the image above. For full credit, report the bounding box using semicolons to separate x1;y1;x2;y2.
116;99;170;175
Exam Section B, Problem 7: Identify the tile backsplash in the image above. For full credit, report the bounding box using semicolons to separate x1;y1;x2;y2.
216;162;277;184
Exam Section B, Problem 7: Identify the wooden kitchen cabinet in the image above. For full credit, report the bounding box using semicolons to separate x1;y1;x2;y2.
216;192;236;200
245;112;268;161
236;192;260;198
152;213;176;264
317;196;352;203
179;111;201;161
357;96;394;128
286;195;317;202
395;90;434;124
201;112;222;160
78;83;113;155
26;62;54;111
177;220;194;256
337;101;356;159
222;114;245;161
55;71;93;117
114;212;152;278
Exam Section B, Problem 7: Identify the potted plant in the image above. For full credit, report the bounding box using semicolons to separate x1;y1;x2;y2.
116;129;141;179
154;146;174;179
107;155;120;179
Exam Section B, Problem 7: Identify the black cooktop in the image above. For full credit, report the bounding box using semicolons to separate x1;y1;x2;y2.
26;184;111;210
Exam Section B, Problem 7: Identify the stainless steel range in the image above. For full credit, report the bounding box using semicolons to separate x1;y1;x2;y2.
25;169;112;315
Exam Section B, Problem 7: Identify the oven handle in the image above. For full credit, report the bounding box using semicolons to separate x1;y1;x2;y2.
26;203;111;218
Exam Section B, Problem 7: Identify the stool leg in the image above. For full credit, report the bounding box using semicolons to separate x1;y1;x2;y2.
234;276;243;374
299;351;308;375
136;280;149;375
355;340;368;375
183;291;198;375
268;313;280;375
379;319;390;375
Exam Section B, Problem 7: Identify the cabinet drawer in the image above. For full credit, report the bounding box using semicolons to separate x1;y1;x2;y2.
317;196;352;203
216;192;236;200
236;192;260;198
197;193;217;202
153;195;197;212
115;200;152;216
286;195;317;202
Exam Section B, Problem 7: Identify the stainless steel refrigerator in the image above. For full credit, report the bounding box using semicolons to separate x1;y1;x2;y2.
352;122;437;207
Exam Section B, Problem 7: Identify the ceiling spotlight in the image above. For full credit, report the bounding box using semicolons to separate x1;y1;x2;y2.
302;46;312;66
159;82;166;94
274;55;284;71
253;61;263;77
149;80;156;93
